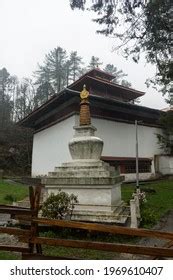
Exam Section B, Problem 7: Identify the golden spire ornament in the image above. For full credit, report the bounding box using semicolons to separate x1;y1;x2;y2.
79;85;91;126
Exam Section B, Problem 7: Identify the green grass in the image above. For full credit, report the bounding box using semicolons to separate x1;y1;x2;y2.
40;229;136;259
122;179;173;227
42;245;125;259
0;180;28;260
0;179;28;260
0;251;20;260
0;179;28;204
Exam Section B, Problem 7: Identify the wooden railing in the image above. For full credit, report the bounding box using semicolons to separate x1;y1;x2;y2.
0;184;42;256
0;184;173;260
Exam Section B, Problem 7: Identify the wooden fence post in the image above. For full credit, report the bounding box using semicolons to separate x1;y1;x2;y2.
28;185;42;255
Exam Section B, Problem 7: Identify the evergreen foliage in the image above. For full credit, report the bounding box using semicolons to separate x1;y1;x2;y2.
34;47;84;93
34;65;55;106
104;64;132;87
69;0;172;95
157;109;173;155
88;56;102;69
68;51;84;83
34;46;131;98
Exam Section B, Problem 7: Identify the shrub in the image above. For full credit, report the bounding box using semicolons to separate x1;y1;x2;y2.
41;190;78;220
4;194;16;203
140;205;159;228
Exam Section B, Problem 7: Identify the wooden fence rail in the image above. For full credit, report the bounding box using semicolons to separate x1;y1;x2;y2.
0;184;42;257
0;227;30;237
0;183;173;259
0;207;36;215
32;217;173;241
29;237;173;258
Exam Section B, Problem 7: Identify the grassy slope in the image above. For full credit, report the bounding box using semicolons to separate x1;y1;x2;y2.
122;180;173;220
0;180;28;260
0;180;28;259
0;251;20;260
0;180;28;204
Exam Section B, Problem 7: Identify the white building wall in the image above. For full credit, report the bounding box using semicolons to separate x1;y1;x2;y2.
92;118;162;158
32;115;163;177
32;116;76;177
158;156;173;175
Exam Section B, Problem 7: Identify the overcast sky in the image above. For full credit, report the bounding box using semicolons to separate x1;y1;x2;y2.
0;0;168;109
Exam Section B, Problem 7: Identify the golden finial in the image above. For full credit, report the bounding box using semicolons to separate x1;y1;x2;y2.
79;84;91;126
80;84;89;100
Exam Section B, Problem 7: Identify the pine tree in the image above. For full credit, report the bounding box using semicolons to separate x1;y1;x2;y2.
34;65;55;107
104;64;132;87
15;78;35;121
104;64;128;83
35;47;67;94
88;56;102;69
45;47;67;92
69;51;83;82
0;68;13;128
65;59;72;86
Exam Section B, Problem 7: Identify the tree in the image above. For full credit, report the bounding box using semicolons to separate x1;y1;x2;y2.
34;65;55;107
157;109;173;155
104;63;132;86
65;59;72;86
0;122;33;175
15;78;36;121
0;68;34;175
5;75;19;121
88;56;102;69
34;46;133;106
34;47;67;93
121;79;132;88
69;0;172;95
0;68;13;128
45;47;67;92
0;68;9;98
68;51;83;83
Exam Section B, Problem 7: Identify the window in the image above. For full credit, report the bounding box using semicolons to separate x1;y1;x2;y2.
124;160;151;174
102;157;152;174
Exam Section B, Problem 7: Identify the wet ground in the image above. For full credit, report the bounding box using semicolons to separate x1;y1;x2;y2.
125;210;173;260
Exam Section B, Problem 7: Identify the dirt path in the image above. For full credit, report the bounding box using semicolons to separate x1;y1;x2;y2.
124;210;173;260
138;210;173;247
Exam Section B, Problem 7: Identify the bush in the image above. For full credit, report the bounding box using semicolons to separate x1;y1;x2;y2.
140;205;159;228
4;194;16;203
41;190;78;220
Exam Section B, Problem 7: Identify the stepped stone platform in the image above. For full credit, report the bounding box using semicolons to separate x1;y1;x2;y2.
42;158;127;224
